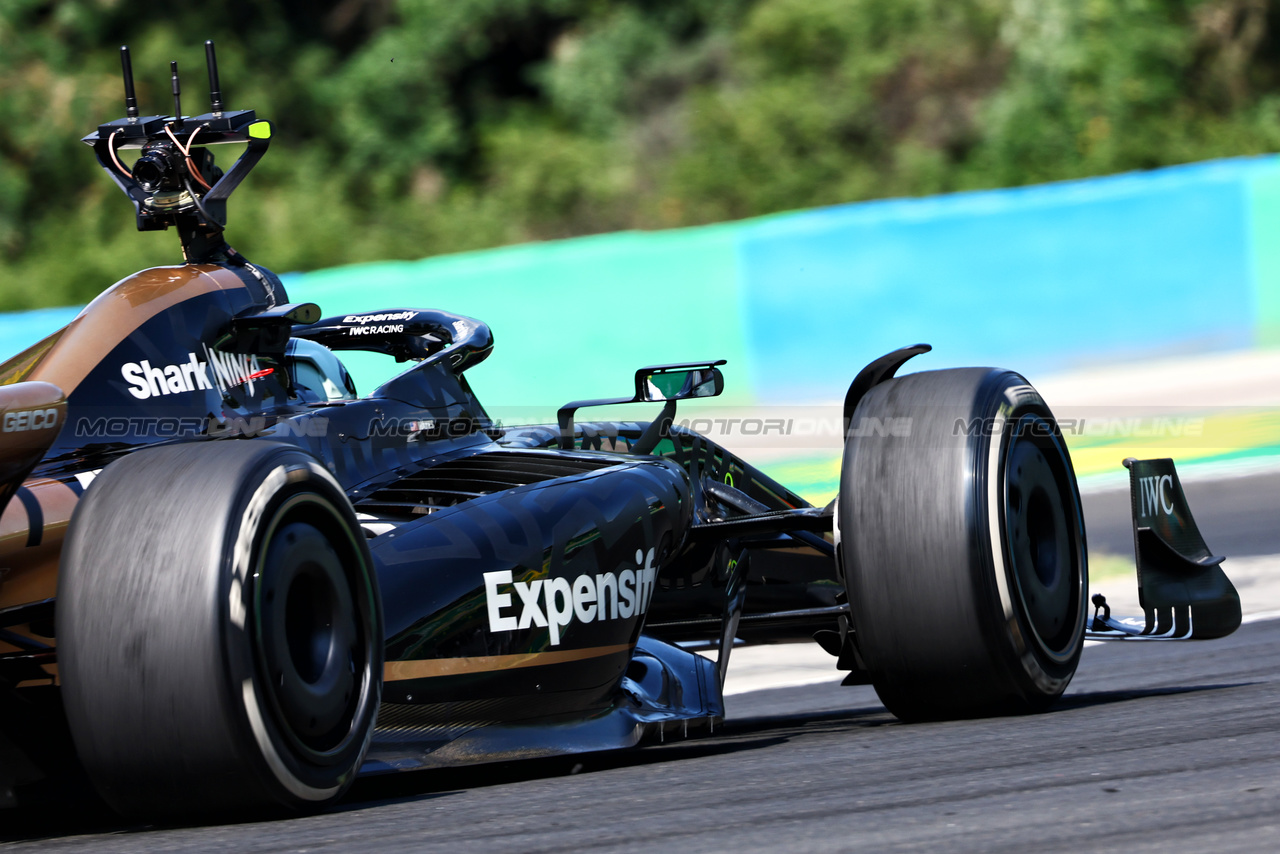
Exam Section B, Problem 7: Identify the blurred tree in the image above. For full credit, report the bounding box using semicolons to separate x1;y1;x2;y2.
1;0;1279;309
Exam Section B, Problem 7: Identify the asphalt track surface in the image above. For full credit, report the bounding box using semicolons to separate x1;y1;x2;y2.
5;473;1280;852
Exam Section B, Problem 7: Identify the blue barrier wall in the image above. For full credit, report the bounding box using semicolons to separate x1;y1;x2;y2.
0;305;82;356
3;155;1278;405
739;158;1269;400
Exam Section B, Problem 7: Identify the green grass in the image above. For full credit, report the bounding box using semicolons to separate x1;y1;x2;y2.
1088;551;1136;586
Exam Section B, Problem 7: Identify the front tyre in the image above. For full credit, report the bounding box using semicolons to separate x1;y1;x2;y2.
839;369;1087;721
59;441;382;819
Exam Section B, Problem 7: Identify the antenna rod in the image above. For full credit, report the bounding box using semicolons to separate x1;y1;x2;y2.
170;61;183;129
205;40;223;115
120;46;138;119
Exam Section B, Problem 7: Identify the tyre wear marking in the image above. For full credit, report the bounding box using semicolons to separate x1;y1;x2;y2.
235;460;368;800
993;388;1085;684
987;405;1014;624
241;678;344;802
229;465;290;631
305;460;345;494
383;643;635;682
831;493;843;581
1021;649;1061;693
992;400;1060;685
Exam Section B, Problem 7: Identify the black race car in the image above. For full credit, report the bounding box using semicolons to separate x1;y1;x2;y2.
0;43;1241;819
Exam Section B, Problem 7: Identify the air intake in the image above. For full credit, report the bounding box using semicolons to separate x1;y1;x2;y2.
355;450;616;517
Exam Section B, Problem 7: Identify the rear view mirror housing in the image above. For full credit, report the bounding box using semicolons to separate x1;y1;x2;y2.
557;360;727;450
636;364;725;402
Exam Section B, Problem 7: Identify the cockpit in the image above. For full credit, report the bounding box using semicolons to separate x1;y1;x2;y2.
284;338;358;403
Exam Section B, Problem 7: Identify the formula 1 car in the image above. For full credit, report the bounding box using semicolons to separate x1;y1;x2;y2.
0;43;1242;819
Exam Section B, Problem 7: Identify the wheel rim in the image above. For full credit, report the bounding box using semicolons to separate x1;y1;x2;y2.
255;494;375;759
1001;414;1084;659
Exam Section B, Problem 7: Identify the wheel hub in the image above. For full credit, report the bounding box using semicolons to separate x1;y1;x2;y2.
1003;416;1082;656
259;521;360;752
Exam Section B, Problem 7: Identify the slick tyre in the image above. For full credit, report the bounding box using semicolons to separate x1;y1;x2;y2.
838;369;1087;721
59;441;382;819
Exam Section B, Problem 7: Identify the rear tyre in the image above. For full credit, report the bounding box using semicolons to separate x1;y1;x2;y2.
59;441;382;819
838;368;1087;721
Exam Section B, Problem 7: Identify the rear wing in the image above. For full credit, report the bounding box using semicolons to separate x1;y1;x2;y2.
1087;458;1241;640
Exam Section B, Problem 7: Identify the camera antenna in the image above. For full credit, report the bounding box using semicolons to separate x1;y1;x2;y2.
86;38;269;263
120;46;139;119
170;61;183;130
205;40;223;116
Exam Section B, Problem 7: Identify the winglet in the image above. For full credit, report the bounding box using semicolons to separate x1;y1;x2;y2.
1125;457;1240;639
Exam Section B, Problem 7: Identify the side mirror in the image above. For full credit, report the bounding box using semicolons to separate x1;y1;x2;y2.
557;359;727;450
639;366;724;402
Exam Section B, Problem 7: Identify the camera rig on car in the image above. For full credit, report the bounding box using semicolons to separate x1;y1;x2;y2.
81;41;268;265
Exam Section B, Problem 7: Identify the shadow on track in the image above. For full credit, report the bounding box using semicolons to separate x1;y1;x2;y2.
725;704;895;734
347;730;789;810
347;701;912;811
1;728;792;840
0;788;120;843
1057;682;1254;711
2;683;1249;842
343;680;1257;815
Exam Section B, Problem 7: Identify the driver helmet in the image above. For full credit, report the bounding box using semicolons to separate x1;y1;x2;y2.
285;338;357;403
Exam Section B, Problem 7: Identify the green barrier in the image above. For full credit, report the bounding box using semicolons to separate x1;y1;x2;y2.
1249;168;1280;347
291;225;751;410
